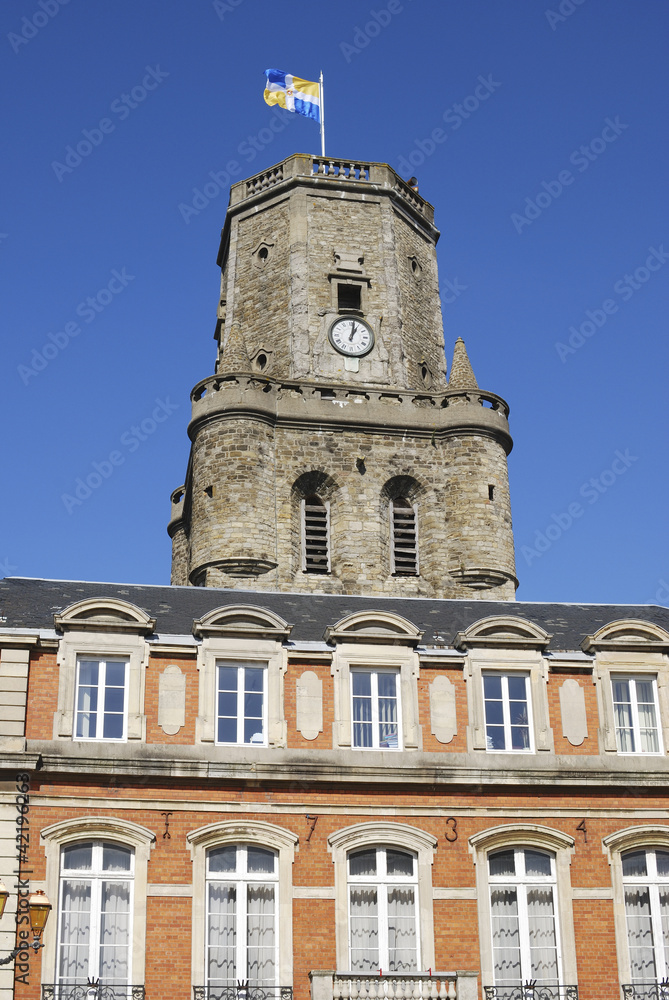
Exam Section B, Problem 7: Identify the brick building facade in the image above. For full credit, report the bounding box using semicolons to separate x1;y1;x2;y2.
1;156;668;1000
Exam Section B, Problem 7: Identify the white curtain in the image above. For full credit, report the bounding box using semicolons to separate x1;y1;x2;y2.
377;675;398;749
635;680;660;752
626;886;657;981
350;887;378;971
247;884;275;985
660;887;669;976
387;887;417;972
99;882;130;984
208;884;237;986
59;881;91;984
491;887;520;985
527;887;558;983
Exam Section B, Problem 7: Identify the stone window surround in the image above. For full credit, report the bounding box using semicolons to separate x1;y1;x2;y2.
464;648;554;753
187;820;298;988
602;824;669;989
594;652;669;755
54;631;149;742
195;636;287;746
328;821;437;973
40;816;156;986
469;824;577;989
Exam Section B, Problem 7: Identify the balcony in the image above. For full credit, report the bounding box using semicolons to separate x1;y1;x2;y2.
193;988;293;1000
310;971;479;1000
622;985;669;1000
483;988;578;1000
42;986;145;1000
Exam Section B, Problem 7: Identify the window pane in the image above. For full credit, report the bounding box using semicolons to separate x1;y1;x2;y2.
660;887;669;976
247;847;275;874
217;716;238;744
247;884;275;985
625;886;656;981
244;718;265;744
352;672;372;697
527;886;558;982
208;883;236;986
489;850;515;878
105;662;126;687
623;851;648;878
104;687;125;713
483;674;502;699
386;851;414;877
349;849;377;877
525;850;551;877
350;887;378;971
508;699;528;727
102;846;132;872
657;852;669;878
510;724;530;751
245;668;264;693
490;887;520;986
507;675;527;701
102;713;124;740
99;881;130;983
59;880;92;983
78;661;99;686
209;846;237;873
387;886;417;972
377;673;397;699
62;844;93;871
486;727;506;751
218;692;237;718
218;666;237;691
484;701;504;726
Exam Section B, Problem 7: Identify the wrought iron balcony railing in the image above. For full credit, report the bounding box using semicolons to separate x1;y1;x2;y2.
43;985;145;1000
484;987;578;1000
194;986;293;1000
622;984;669;1000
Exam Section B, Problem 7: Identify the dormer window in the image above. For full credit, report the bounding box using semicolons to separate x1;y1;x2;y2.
302;495;330;573
390;498;418;576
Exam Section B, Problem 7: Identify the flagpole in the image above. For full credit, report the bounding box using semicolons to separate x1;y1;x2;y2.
319;70;325;157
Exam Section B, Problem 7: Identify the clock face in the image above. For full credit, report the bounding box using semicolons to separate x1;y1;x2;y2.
328;317;375;357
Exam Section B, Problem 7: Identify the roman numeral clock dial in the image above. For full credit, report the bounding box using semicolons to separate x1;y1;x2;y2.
328;316;375;357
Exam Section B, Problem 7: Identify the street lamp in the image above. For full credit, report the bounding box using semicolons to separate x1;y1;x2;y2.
0;882;52;966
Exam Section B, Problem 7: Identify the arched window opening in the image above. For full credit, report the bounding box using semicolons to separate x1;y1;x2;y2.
347;846;419;973
622;847;669;984
390;498;418;576
302;495;330;573
206;844;279;988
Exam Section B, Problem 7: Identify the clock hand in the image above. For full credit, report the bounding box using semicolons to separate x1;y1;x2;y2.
349;321;358;342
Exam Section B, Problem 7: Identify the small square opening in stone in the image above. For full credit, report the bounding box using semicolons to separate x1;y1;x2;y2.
337;283;362;312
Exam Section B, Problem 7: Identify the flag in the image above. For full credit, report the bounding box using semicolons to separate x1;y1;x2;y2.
263;68;321;123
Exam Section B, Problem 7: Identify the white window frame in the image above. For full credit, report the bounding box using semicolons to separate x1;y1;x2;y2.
39;817;155;990
57;840;135;985
205;844;279;986
347;845;420;972
301;496;331;573
487;846;562;987
188;821;298;991
482;671;534;753
593;648;669;755
350;668;402;751
469;824;578;992
611;673;663;755
215;661;268;746
621;847;669;983
389;499;419;577
328;822;437;975
74;658;129;742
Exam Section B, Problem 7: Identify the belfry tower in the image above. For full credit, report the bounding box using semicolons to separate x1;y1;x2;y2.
169;154;517;598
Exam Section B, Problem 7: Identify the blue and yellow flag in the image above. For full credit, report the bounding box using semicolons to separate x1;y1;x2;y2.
264;69;321;123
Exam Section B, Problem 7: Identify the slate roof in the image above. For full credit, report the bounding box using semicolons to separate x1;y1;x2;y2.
1;577;667;651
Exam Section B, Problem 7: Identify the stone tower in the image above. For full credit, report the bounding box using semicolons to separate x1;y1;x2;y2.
169;154;517;598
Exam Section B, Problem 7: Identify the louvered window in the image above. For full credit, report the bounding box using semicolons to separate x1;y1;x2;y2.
390;499;418;575
301;495;330;573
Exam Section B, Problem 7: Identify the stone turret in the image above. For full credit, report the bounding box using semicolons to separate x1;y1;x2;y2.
168;154;517;598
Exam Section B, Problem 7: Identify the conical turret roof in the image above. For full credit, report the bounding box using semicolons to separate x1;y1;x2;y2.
448;337;478;389
219;323;251;374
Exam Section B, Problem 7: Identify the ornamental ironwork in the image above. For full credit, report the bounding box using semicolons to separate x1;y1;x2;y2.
193;986;293;1000
484;987;578;1000
42;985;145;1000
622;984;669;1000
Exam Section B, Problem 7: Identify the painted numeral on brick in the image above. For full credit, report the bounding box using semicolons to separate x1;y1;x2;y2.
445;817;458;843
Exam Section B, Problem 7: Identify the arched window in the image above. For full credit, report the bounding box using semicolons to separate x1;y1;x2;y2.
206;844;279;988
57;840;134;990
301;495;330;573
487;847;561;990
347;846;419;972
390;498;418;576
621;847;669;984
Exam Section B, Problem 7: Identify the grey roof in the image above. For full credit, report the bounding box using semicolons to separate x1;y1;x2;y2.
1;577;667;651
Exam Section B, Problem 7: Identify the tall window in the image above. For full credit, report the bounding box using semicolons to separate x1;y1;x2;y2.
622;848;669;983
483;672;532;752
301;495;330;573
348;846;419;973
612;675;662;754
74;659;128;741
390;499;418;576
488;847;561;990
216;662;267;745
57;841;133;989
351;669;401;750
206;845;278;988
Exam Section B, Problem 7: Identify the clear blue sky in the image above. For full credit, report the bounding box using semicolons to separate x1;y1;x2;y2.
1;0;667;605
